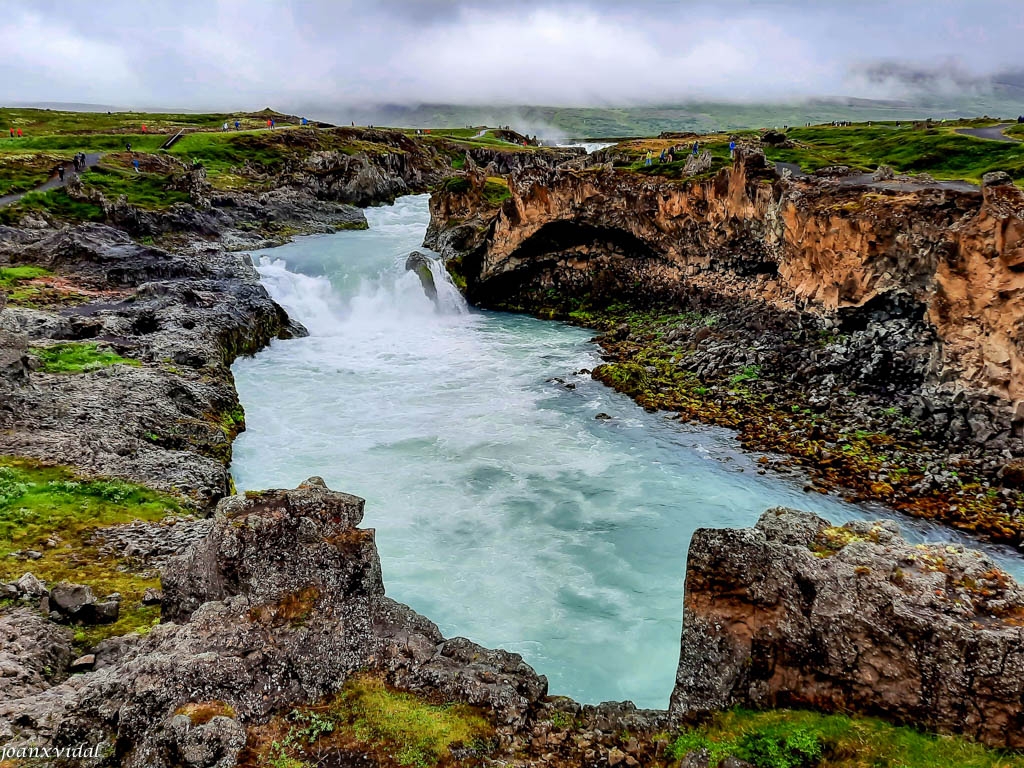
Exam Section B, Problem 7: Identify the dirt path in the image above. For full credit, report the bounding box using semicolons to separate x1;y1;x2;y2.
955;123;1021;143
0;153;102;208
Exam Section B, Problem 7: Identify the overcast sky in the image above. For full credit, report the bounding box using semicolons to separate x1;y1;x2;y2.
1;0;1021;111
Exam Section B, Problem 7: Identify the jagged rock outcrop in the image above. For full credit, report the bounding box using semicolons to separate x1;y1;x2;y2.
0;480;547;767
0;223;302;505
671;508;1024;748
0;608;75;710
463;145;583;175
277;127;450;205
405;250;438;302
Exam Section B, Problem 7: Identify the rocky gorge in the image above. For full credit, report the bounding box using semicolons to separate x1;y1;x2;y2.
2;127;1024;767
427;148;1024;545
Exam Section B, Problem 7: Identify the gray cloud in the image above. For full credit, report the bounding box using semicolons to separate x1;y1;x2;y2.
0;1;1021;111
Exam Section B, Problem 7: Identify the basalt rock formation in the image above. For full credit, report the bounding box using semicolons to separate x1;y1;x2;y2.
0;480;548;767
672;507;1024;749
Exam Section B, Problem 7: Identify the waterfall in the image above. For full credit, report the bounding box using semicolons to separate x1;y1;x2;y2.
425;253;469;315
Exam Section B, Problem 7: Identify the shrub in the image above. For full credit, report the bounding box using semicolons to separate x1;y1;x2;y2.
738;724;823;768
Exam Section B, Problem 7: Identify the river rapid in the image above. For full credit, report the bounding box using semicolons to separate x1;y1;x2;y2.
231;194;1024;708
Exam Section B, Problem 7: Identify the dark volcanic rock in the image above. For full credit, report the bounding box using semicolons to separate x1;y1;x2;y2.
1;479;548;766
671;507;1024;749
0;608;74;703
0;224;302;506
405;250;438;302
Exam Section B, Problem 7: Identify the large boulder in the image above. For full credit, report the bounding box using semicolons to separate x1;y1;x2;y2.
672;507;1024;749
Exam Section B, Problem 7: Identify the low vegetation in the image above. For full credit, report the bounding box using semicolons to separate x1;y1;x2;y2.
82;163;191;209
30;342;139;374
243;674;494;768
0;154;61;195
481;176;511;206
0;265;51;298
664;708;1024;768
0;265;96;308
760;123;1024;184
0;457;184;646
0;187;104;225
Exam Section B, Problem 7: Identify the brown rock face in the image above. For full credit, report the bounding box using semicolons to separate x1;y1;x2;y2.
671;508;1024;748
437;150;1024;438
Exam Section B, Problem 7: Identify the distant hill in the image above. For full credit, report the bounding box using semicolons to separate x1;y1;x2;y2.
326;96;1024;139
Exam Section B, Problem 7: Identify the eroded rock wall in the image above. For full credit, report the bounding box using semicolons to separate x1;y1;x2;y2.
671;508;1024;749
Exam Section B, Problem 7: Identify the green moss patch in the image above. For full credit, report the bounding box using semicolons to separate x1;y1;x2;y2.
81;165;190;210
481;177;511;207
0;457;185;646
665;708;1024;768
245;674;495;768
0;265;95;308
30;342;139;374
0;264;51;291
441;176;470;195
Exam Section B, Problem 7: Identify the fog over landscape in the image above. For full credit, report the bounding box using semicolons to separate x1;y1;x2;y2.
2;0;1023;112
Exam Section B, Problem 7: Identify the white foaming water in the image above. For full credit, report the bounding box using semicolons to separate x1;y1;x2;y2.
232;194;1024;708
561;141;616;154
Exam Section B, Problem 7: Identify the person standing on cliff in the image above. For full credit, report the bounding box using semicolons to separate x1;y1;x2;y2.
729;140;736;159
133;158;140;173
57;164;65;182
16;128;22;138
235;119;240;130
692;141;699;156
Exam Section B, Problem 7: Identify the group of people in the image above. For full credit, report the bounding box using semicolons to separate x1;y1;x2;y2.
7;127;22;138
645;140;705;166
71;153;88;172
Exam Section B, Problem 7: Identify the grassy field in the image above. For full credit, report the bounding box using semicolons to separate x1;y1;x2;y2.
605;122;1024;185
761;123;1024;183
0;107;303;137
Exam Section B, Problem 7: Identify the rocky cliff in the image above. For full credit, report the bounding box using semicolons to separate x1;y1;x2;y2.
434;151;1024;443
672;507;1024;749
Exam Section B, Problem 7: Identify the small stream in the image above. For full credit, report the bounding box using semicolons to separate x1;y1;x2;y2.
231;194;1024;708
